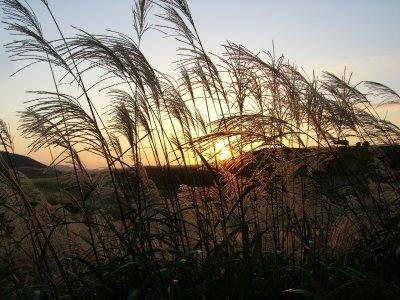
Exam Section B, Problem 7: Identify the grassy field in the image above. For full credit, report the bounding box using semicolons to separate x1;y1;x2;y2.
1;0;400;299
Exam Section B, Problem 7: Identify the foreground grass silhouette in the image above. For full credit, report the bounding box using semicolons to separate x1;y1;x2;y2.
1;0;400;298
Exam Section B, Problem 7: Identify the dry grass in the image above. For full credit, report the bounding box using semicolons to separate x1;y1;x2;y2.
1;0;400;298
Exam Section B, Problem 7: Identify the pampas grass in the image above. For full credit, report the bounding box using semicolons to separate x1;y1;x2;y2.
1;0;400;298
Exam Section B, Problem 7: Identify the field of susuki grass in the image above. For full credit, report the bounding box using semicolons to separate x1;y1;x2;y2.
1;0;400;299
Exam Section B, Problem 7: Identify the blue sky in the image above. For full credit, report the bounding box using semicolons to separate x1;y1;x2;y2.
0;0;399;163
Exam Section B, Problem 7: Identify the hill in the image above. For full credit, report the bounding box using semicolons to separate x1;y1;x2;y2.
0;151;47;169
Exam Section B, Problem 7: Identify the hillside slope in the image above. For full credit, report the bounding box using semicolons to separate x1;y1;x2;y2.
0;151;47;169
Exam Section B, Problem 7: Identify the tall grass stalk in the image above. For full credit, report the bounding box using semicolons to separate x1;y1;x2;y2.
1;0;400;298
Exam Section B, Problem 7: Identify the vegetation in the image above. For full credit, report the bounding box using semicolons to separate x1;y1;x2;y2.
1;0;400;298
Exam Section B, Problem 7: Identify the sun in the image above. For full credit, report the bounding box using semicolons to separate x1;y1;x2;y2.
215;140;232;161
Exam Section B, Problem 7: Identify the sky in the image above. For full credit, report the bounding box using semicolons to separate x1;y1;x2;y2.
0;0;399;167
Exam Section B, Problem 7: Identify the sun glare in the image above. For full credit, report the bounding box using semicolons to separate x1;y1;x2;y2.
215;140;232;161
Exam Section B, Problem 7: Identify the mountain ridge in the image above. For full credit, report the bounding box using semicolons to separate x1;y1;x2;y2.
0;151;47;169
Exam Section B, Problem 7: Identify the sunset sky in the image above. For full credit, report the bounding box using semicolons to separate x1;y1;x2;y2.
0;0;399;167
